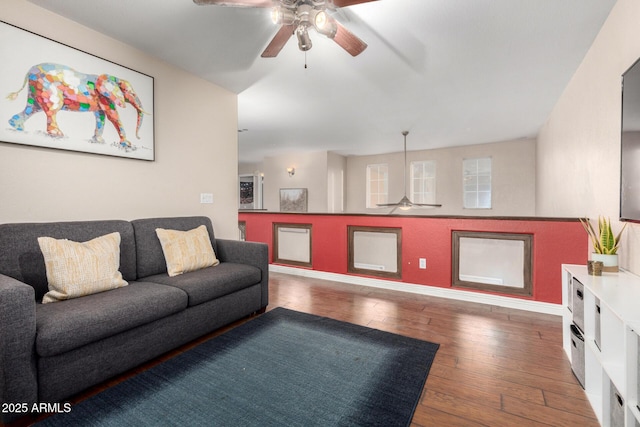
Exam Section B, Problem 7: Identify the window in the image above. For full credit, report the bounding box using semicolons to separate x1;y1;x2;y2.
366;164;388;208
410;160;436;205
463;157;492;209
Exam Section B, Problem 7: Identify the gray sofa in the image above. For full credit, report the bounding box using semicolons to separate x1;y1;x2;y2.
0;216;268;423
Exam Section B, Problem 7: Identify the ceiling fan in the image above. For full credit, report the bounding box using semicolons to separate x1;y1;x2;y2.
377;131;443;214
193;0;376;57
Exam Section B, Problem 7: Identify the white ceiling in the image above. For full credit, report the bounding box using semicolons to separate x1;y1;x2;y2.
28;0;617;163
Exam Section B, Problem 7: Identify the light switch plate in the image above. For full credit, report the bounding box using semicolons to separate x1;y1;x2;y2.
200;193;213;204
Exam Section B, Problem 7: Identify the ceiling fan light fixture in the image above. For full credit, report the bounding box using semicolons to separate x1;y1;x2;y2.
296;25;312;51
314;10;327;27
313;10;337;38
398;196;412;211
271;6;296;25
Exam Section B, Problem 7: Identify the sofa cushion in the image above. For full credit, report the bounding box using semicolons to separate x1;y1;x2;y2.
35;281;188;357
132;217;217;279
156;225;220;277
0;220;137;302
38;232;128;303
143;262;261;307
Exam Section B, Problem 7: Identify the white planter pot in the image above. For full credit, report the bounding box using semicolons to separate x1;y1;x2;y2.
591;253;619;272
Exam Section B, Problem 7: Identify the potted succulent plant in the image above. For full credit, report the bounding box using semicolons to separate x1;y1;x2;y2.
580;216;627;272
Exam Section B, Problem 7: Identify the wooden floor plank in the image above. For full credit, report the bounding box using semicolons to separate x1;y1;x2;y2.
410;405;486;427
455;352;577;383
425;374;503;409
421;389;551;427
428;363;547;405
502;394;598;426
544;390;597;417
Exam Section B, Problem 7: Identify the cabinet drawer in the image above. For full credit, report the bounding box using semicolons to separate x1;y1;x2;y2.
595;298;601;350
572;278;585;333
570;324;585;389
610;380;624;427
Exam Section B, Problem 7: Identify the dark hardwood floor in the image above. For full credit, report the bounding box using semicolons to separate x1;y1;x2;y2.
9;272;598;427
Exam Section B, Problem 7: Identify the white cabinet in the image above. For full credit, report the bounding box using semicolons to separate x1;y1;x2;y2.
562;265;640;426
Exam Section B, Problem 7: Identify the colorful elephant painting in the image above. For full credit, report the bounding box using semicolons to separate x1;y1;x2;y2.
6;63;148;150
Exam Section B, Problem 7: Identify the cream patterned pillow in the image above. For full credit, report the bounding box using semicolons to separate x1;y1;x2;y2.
155;225;219;277
38;232;128;304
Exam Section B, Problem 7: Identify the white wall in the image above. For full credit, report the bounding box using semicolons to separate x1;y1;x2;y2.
239;163;262;175
537;0;640;273
242;152;345;213
262;151;329;212
346;138;536;216
327;152;346;213
0;0;239;238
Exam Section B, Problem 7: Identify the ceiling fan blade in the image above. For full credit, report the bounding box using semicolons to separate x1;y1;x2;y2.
376;203;401;207
261;24;296;58
332;21;368;56
412;203;443;208
333;0;378;7
193;0;273;6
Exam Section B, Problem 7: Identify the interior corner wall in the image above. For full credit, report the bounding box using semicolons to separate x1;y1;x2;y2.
536;0;640;273
0;0;239;239
327;152;346;213
239;163;263;176
345;138;536;216
262;151;329;212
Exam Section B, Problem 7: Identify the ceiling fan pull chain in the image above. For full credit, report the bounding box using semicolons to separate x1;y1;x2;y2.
304;51;308;69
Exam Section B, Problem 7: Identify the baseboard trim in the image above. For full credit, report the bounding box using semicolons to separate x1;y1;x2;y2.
269;265;562;316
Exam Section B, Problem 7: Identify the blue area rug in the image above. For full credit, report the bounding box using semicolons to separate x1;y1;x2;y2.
38;307;439;426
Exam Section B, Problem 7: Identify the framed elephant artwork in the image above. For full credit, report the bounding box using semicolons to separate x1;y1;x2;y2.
0;21;154;161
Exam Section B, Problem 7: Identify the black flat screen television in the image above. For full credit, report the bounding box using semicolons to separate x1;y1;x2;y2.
620;57;640;223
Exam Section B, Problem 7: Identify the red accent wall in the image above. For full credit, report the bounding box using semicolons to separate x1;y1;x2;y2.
239;212;588;304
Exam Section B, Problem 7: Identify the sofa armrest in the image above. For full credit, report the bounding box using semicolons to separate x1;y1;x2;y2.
215;239;269;308
0;274;37;423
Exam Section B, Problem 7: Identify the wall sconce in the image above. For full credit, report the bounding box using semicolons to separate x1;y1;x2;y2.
287;167;295;177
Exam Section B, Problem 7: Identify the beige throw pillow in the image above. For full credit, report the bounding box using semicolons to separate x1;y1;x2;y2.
38;232;128;304
155;225;219;277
